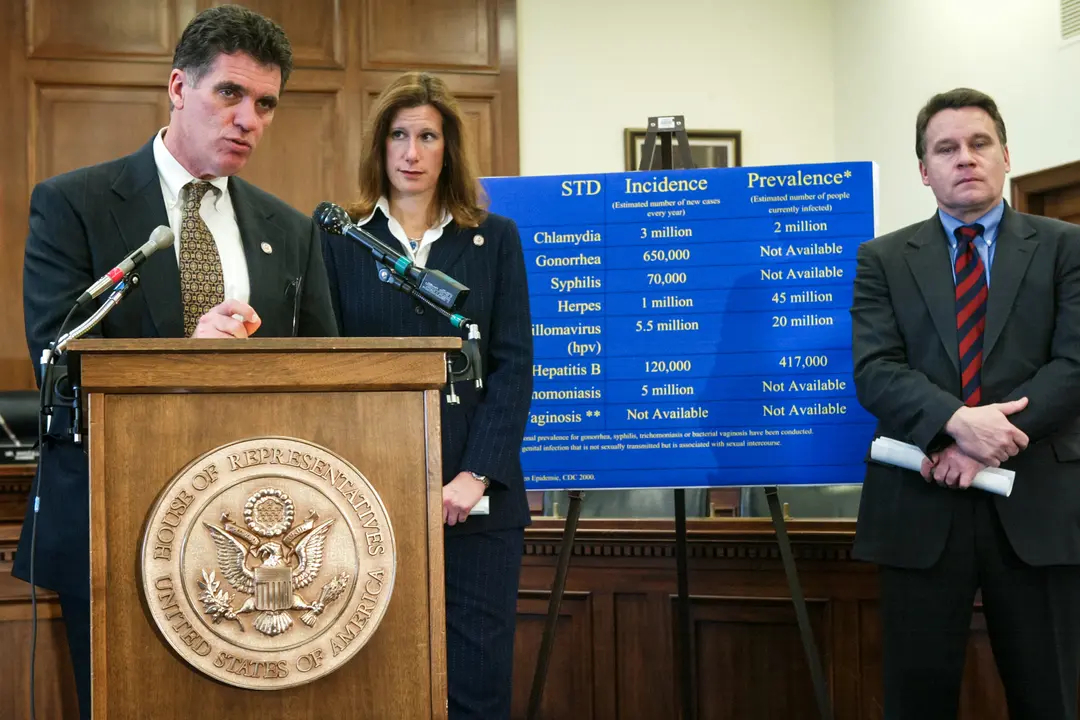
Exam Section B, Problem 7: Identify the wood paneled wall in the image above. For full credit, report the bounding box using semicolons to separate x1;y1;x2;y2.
514;519;1024;720
0;0;519;391
0;465;79;719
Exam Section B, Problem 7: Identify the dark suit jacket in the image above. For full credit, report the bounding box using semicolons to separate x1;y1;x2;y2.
322;210;534;536
13;137;338;598
851;204;1080;569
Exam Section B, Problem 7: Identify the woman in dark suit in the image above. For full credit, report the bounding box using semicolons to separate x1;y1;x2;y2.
321;71;533;720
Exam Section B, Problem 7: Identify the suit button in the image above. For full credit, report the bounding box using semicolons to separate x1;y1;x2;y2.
414;305;425;315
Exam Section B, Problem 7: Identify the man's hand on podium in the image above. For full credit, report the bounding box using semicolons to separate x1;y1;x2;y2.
192;299;261;338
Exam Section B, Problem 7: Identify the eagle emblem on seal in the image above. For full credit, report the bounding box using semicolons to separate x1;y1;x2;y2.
196;487;351;636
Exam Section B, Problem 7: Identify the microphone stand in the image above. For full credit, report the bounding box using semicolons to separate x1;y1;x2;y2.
57;275;140;352
40;274;140;441
29;273;139;720
371;263;483;404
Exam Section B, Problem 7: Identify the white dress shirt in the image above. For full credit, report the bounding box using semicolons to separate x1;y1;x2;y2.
152;128;250;304
355;196;453;268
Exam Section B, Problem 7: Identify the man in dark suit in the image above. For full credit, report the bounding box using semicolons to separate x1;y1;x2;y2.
13;6;336;717
852;87;1080;719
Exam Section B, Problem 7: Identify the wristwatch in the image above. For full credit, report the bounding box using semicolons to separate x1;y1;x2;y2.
469;471;490;488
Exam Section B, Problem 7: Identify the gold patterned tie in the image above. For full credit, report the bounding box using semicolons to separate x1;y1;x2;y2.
179;181;225;336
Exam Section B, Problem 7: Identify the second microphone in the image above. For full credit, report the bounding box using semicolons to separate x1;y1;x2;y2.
313;201;469;314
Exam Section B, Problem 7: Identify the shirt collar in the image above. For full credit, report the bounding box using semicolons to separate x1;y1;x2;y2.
152;127;230;210
938;200;1005;248
356;196;453;231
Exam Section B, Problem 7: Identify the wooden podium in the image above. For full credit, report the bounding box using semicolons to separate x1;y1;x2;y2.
68;337;459;719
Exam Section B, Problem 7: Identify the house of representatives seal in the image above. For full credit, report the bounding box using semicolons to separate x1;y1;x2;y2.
140;436;396;690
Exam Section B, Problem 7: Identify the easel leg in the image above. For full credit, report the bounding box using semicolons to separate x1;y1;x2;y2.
674;487;695;720
765;486;833;720
526;489;585;720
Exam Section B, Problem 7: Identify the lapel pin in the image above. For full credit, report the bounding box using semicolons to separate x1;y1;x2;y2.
473;234;485;247
260;242;273;254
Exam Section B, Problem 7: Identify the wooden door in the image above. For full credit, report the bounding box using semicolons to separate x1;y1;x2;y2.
1011;159;1080;224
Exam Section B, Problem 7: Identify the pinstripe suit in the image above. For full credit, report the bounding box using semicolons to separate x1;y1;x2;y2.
322;208;532;719
15;137;338;719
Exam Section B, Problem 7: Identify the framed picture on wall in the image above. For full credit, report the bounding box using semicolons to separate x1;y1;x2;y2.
624;128;742;171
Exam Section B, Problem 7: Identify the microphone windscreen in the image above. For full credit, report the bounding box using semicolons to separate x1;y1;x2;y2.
313;202;351;234
148;225;175;252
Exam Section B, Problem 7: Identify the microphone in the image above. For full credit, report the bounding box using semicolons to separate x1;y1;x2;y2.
313;202;469;314
76;226;174;306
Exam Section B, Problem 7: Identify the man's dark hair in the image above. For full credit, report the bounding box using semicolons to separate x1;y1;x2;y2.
172;5;293;90
915;87;1007;160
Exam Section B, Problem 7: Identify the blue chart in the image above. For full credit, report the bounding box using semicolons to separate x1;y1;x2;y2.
480;163;880;490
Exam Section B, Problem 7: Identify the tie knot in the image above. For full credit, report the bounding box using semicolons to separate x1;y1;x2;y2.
954;223;985;247
184;181;214;204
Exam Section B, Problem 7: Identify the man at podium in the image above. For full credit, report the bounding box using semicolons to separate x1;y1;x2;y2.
13;6;336;717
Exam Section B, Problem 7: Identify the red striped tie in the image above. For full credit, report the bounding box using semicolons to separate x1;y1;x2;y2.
955;224;988;406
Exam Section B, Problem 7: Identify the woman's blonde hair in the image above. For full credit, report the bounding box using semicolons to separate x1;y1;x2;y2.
347;71;487;228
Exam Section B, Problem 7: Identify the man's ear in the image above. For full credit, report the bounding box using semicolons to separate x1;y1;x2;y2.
919;159;930;187
167;69;187;111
